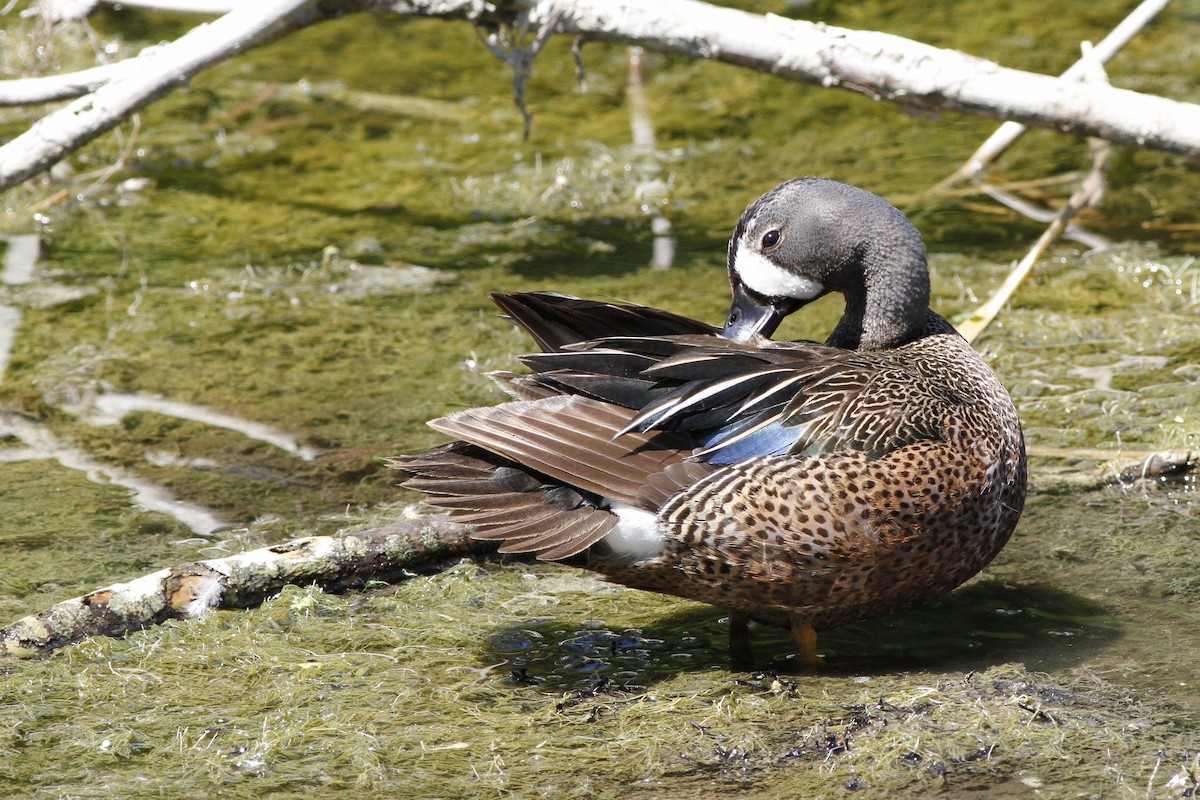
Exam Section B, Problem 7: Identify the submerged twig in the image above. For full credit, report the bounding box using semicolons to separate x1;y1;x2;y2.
975;182;1111;251
1030;445;1196;484
0;411;229;536
73;390;319;460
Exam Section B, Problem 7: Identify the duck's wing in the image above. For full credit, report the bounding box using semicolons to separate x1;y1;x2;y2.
519;333;791;413
425;395;693;505
491;291;717;352
391;442;622;560
525;335;956;464
390;394;716;559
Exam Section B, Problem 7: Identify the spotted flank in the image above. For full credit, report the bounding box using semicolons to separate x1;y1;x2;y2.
390;178;1027;663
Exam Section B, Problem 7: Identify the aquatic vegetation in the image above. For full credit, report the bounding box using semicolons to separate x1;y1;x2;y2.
0;3;1199;798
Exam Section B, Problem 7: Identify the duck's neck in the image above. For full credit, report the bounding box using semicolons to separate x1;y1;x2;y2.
826;246;930;351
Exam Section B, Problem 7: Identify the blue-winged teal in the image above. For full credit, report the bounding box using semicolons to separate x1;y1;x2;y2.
391;178;1027;664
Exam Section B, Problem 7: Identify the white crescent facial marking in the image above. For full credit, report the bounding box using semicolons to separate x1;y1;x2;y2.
735;240;823;300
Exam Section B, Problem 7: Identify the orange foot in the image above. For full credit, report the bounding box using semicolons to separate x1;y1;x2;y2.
790;618;824;669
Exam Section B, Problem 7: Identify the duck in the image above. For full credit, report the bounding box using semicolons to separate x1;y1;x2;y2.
390;177;1027;666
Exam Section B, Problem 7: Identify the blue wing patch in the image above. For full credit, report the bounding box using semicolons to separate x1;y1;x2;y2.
697;415;802;465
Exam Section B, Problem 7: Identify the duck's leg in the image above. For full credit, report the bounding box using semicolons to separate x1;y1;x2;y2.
790;616;823;668
728;610;754;670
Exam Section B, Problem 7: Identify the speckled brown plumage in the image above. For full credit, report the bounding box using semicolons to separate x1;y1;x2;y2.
390;178;1027;664
597;322;1026;633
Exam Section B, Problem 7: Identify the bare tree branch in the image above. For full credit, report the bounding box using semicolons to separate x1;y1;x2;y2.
0;513;492;657
2;0;1197;194
931;0;1170;191
378;0;1200;157
0;0;327;190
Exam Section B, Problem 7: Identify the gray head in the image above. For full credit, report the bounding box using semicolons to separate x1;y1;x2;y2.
722;178;930;350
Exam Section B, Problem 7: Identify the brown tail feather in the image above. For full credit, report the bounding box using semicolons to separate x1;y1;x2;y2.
391;432;627;559
531;513;620;560
496;510;618;559
391;394;705;561
447;503;565;530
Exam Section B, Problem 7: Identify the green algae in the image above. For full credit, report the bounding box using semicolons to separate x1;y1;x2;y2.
2;0;1200;797
0;566;1190;799
0;458;196;624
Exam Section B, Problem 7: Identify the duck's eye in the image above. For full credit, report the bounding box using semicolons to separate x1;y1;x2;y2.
761;230;781;248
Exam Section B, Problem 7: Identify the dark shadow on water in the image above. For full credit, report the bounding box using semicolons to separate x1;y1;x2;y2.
480;580;1119;693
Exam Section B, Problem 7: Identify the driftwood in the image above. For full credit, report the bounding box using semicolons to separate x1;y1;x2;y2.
2;0;1197;192
0;513;491;657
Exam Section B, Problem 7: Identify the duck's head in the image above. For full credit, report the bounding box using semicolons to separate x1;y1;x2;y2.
721;178;930;350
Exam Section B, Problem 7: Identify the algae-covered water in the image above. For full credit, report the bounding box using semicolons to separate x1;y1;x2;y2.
2;1;1200;797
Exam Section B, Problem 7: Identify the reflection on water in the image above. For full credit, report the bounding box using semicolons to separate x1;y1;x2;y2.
483;582;1119;693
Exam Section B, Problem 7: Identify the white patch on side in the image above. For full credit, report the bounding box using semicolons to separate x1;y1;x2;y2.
602;502;664;564
735;243;823;300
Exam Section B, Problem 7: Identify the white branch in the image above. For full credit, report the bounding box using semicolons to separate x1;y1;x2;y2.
0;0;326;191
0;60;133;106
383;0;1200;158
4;0;1195;189
36;0;233;20
100;0;233;11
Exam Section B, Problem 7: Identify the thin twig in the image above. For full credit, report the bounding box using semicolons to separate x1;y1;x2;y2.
74;113;141;199
975;182;1111;251
955;137;1111;343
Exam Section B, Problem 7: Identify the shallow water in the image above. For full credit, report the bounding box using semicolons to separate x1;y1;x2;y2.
2;1;1200;797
